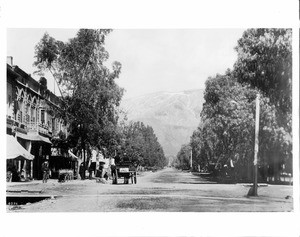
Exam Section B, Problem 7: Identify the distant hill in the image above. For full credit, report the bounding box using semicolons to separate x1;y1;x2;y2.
120;89;205;158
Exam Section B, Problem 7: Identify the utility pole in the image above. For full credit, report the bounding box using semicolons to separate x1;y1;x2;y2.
248;94;260;196
190;149;192;170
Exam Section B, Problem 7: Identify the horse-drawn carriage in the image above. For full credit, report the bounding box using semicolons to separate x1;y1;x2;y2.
112;160;137;184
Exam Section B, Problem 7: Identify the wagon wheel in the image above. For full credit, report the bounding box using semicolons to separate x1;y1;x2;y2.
134;172;137;184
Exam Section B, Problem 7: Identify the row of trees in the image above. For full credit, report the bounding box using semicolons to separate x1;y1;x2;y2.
175;29;292;182
33;29;167;168
119;121;168;168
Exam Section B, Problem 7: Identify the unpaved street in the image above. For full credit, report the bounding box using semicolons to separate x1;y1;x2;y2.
7;168;293;212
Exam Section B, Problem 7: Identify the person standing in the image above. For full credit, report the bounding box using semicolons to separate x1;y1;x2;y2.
79;162;85;180
108;154;116;179
97;150;105;179
89;147;98;179
102;156;109;180
123;152;129;162
114;152;121;164
42;161;49;183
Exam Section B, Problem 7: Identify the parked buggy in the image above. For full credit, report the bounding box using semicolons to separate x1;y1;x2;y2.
112;161;137;184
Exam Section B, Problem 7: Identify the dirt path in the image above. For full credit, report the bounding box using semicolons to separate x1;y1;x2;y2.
7;168;293;212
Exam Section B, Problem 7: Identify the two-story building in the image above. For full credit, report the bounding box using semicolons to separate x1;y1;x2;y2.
6;56;73;180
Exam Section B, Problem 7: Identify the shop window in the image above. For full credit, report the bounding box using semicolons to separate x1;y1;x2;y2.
18;111;22;123
40;110;45;124
52;118;54;131
31;107;35;123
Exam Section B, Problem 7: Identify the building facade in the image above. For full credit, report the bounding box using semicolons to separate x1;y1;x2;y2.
6;57;70;180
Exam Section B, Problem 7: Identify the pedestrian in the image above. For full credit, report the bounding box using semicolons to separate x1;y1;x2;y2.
114;152;121;164
20;169;26;181
109;154;116;179
96;150;105;181
88;162;95;179
10;165;19;182
102;156;109;180
123;152;129;162
42;161;49;183
79;162;85;180
87;147;96;179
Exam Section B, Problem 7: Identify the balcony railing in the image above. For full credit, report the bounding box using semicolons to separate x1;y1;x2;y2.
27;122;38;131
39;123;49;135
7;115;62;137
20;121;52;135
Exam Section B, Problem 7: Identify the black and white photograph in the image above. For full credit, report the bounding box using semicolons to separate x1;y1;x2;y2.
5;28;293;212
1;0;299;237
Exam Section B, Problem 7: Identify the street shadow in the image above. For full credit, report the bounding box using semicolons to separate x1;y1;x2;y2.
112;183;136;186
191;173;237;184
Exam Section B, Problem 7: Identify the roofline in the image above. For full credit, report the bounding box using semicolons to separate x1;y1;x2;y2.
7;64;19;79
8;63;63;109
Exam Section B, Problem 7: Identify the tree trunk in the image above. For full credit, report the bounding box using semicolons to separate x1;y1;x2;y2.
273;152;280;182
83;147;86;179
248;157;253;182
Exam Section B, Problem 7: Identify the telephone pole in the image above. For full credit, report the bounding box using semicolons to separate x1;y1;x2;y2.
190;149;192;170
248;93;260;196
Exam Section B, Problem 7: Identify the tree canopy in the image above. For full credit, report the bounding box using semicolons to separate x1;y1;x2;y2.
175;29;292;181
120;121;167;169
33;29;124;152
174;144;191;170
233;28;292;130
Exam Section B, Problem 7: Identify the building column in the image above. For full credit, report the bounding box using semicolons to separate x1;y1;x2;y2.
23;160;27;179
18;160;21;172
31;161;33;179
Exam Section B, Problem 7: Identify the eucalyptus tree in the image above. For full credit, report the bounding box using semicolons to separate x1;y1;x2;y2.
33;29;124;166
191;71;288;180
233;28;292;178
121;121;167;168
187;29;292;181
233;28;292;131
175;144;192;170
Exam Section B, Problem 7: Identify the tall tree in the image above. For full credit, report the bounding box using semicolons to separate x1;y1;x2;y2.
120;121;167;168
233;28;292;179
233;28;292;131
186;29;292;181
33;29;124;154
190;71;291;180
174;144;191;170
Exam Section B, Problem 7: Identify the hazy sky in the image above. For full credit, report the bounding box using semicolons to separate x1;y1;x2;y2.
7;28;245;98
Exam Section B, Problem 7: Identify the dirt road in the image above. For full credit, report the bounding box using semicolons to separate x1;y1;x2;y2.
6;167;293;212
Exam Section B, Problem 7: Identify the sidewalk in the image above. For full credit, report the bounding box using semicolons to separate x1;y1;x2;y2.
6;178;110;191
6;179;90;193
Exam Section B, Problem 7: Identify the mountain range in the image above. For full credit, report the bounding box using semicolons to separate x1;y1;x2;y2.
120;89;205;159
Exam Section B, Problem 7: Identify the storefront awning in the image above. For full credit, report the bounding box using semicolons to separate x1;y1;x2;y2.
6;135;34;160
16;132;52;144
